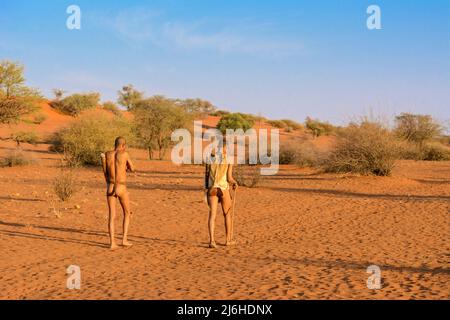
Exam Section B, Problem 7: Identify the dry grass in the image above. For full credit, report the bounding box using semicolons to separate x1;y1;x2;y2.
234;165;261;188
323;121;399;176
53;170;77;202
0;149;34;167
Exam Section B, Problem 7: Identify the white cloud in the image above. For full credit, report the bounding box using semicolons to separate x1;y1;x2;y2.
92;8;303;58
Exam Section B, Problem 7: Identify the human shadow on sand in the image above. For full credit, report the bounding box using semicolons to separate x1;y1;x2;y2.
264;186;450;201
262;255;450;276
0;220;191;248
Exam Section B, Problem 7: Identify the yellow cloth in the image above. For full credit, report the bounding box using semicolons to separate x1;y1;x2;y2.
208;155;229;190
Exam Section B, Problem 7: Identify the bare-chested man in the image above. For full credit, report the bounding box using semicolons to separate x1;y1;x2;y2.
101;137;135;250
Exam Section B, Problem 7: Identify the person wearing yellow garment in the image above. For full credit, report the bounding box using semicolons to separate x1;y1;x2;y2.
204;144;238;248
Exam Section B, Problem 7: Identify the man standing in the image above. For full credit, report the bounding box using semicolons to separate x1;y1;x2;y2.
101;137;135;250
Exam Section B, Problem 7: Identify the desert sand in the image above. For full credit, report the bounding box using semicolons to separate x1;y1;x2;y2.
0;138;449;300
0;104;449;300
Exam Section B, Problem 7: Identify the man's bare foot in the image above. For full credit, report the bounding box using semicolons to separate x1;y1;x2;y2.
209;242;217;249
110;243;119;250
122;241;133;248
225;240;237;246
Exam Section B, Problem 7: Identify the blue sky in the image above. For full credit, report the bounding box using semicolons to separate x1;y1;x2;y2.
1;0;449;124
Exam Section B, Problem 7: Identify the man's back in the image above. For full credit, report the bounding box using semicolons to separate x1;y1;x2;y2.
114;150;130;184
105;151;116;183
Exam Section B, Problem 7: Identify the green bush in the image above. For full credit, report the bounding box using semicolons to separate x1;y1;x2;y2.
210;110;230;117
281;119;303;131
50;114;135;166
305;117;335;138
323;121;399;176
267;120;287;129
103;101;121;116
217;113;254;134
50;92;100;116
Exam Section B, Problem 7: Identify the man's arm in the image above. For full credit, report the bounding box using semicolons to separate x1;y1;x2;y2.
100;153;108;182
126;152;136;173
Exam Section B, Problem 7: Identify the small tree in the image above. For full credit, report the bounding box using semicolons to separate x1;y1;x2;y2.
0;60;41;124
176;98;216;117
133;96;189;160
117;84;144;110
395;113;442;146
52;89;66;101
217;113;254;134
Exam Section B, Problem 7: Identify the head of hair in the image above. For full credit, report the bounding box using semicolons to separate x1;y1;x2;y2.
114;136;126;149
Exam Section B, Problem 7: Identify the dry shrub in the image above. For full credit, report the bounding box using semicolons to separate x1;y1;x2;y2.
421;143;450;161
398;141;450;161
279;143;299;164
278;141;323;167
323;121;399;176
234;165;261;188
0;149;34;167
50;114;135;166
53;171;77;202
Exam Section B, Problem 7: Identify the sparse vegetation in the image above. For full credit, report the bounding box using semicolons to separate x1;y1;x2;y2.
0;60;41;124
50;114;135;166
103;101;121;116
305;117;335;138
0;149;34;167
10;131;39;146
53;170;77;202
419;142;450;161
117;84;144;110
395;113;442;146
234;165;261;188
32;113;48;124
279;143;300;164
323;121;399;176
210;110;230;117
176;98;216;118
50;92;100;116
267;120;287;129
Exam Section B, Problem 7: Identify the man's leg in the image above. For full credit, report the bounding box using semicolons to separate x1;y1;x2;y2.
208;194;219;248
107;195;119;250
117;187;133;247
221;190;234;246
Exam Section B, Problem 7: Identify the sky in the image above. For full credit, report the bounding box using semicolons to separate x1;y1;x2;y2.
0;0;449;125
